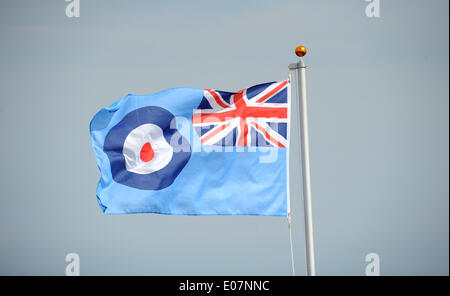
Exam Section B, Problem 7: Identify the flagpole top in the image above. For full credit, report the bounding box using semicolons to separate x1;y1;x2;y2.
295;45;307;57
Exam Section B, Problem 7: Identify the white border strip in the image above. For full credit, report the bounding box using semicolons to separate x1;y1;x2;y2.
287;74;292;217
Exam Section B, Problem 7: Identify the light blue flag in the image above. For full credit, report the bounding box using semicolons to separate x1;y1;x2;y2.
89;81;290;216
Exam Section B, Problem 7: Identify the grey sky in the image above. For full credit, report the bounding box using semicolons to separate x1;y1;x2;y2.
0;0;448;275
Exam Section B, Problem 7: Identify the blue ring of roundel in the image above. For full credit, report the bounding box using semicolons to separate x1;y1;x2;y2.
103;106;191;190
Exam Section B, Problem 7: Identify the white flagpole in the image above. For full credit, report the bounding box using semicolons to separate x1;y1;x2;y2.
289;46;316;276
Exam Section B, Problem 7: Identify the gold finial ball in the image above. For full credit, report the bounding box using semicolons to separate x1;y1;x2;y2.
295;45;307;57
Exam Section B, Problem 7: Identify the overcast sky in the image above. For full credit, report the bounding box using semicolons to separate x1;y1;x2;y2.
0;0;448;275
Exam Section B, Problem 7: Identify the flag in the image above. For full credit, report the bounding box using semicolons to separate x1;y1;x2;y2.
89;81;290;216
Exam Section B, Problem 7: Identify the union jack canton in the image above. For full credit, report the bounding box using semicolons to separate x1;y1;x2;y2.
191;81;289;147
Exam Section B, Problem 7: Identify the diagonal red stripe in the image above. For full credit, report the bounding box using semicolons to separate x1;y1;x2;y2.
205;89;229;109
255;80;288;103
201;123;231;144
250;122;285;148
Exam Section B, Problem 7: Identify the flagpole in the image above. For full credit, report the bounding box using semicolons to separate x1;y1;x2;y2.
289;46;316;276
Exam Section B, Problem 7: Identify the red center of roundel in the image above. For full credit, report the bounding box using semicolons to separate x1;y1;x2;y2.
140;142;154;162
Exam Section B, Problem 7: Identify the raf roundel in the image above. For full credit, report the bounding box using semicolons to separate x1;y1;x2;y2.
123;123;173;174
103;106;191;190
